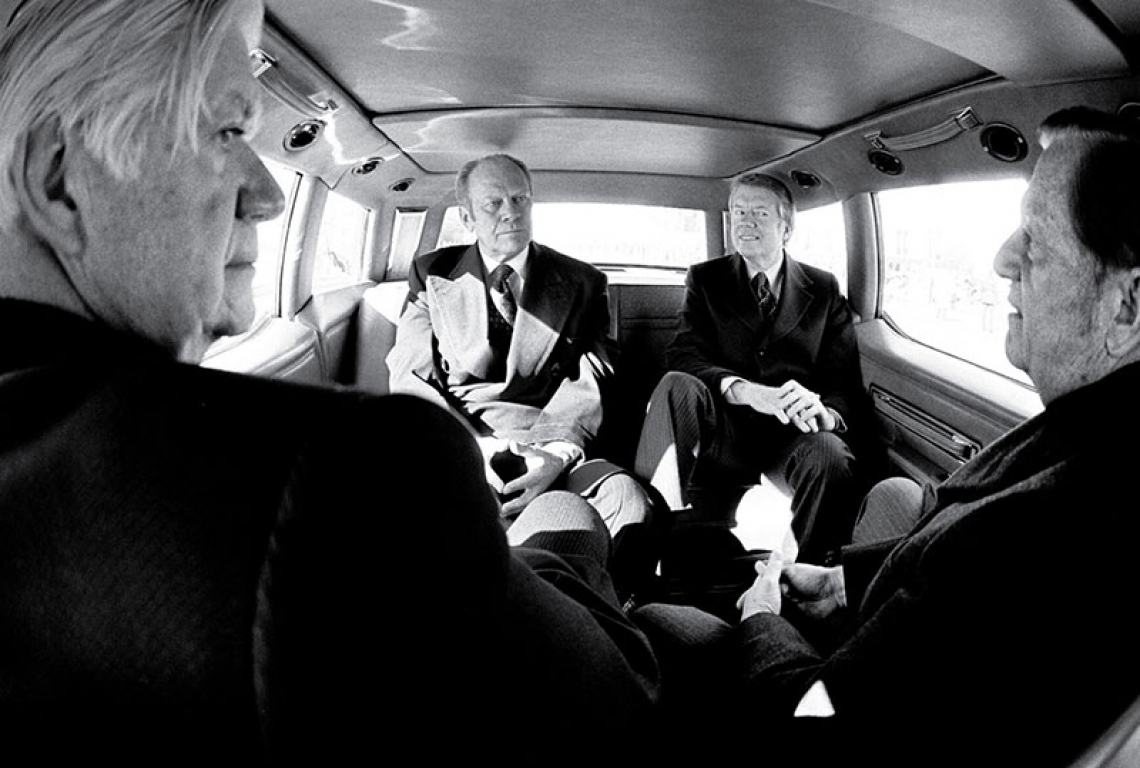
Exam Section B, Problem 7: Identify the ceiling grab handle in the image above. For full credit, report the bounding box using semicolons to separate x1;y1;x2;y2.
864;107;982;152
250;48;339;120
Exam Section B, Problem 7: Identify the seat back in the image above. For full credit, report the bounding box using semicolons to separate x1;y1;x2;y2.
354;281;408;394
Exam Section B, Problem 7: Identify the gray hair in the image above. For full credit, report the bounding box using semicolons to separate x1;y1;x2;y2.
454;153;533;210
730;172;796;232
0;0;263;232
1039;106;1140;276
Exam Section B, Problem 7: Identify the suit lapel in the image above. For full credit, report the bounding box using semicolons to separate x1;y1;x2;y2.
509;244;570;378
429;244;500;376
724;253;767;334
768;255;816;343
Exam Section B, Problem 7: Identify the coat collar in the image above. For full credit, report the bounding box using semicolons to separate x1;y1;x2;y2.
0;299;169;374
726;252;817;341
427;242;574;379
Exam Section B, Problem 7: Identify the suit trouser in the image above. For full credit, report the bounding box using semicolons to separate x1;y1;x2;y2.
634;371;863;565
497;459;660;601
626;474;924;749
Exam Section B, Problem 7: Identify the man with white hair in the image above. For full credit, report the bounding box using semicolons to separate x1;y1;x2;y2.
0;0;659;761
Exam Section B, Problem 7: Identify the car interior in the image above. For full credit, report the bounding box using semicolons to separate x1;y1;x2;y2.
197;2;1140;763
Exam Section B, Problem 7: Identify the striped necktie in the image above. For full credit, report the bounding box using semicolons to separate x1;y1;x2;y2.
489;264;517;326
752;272;777;324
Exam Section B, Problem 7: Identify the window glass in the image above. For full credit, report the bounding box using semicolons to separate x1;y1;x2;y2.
437;206;470;249
879;179;1030;384
436;203;707;267
390;208;428;267
786;203;847;291
253;158;299;318
314;189;370;293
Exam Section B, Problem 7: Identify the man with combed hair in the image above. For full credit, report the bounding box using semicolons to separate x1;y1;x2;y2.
388;152;659;595
634;106;1140;766
635;173;877;565
0;0;658;761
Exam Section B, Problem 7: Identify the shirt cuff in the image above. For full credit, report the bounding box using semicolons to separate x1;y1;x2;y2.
720;375;747;403
538;440;584;470
827;407;847;434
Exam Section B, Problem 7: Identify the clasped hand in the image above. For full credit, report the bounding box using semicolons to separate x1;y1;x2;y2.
737;554;848;622
477;437;564;517
736;379;835;433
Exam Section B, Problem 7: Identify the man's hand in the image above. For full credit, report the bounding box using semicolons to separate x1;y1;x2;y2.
476;436;513;495
729;379;837;434
776;380;836;434
781;562;847;621
499;442;565;517
736;552;785;619
728;380;792;424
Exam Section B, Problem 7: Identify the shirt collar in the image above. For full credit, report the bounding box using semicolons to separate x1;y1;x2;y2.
743;251;785;299
480;244;530;285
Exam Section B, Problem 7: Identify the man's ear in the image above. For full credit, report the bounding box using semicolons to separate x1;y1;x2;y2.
12;118;84;259
458;205;475;232
1105;267;1140;358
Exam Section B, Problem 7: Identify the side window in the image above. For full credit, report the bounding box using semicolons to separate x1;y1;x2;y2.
533;203;706;267
314;189;371;294
786;202;847;292
878;179;1029;385
254;157;300;319
436;203;708;267
437;206;471;250
389;208;428;269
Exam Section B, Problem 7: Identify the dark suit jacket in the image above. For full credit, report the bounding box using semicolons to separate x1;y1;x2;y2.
668;252;868;434
387;242;617;451
734;362;1140;766
0;300;658;763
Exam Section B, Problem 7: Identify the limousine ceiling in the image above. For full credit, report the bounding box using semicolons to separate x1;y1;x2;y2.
256;0;1139;183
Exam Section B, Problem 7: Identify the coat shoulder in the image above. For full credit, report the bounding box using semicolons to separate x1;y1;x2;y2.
534;243;607;289
790;257;841;292
687;254;735;284
414;244;470;277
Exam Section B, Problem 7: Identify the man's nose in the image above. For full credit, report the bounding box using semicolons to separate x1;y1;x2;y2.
993;229;1022;279
500;200;520;221
238;153;287;223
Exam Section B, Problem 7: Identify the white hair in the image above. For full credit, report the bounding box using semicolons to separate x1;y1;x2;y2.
0;0;263;232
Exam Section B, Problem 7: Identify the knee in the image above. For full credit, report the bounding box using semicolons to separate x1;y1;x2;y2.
867;476;924;505
658;370;701;389
507;490;605;546
651;371;708;404
589;473;653;529
853;476;925;544
789;433;856;481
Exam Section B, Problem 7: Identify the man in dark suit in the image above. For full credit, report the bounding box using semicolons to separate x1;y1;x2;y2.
635;106;1140;767
0;0;658;760
635;173;875;564
388;153;655;547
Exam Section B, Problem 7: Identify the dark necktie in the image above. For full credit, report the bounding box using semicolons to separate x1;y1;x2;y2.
489;264;517;326
752;272;777;324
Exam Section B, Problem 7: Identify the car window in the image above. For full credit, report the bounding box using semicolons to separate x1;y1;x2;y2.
390;208;428;270
786;202;847;292
254;158;300;318
437;203;707;268
878;179;1030;385
314;189;371;293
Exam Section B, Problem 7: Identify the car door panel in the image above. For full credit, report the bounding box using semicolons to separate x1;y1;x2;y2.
857;319;1042;486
